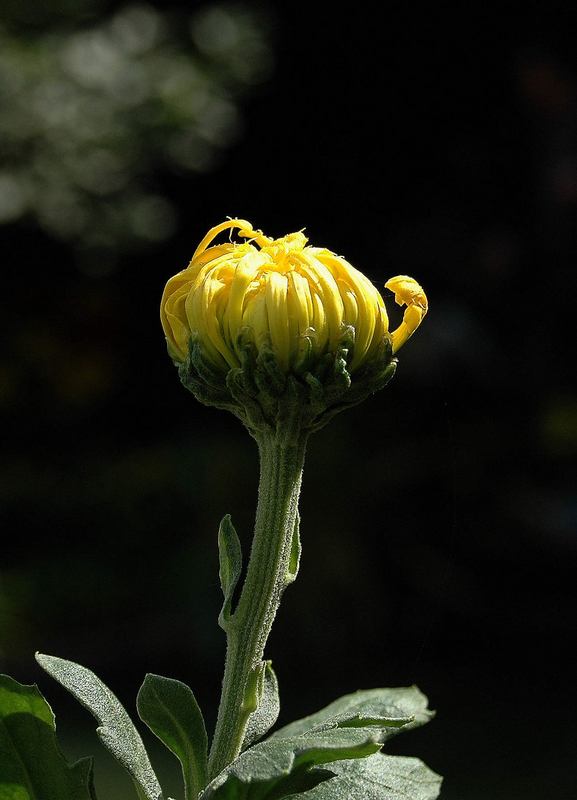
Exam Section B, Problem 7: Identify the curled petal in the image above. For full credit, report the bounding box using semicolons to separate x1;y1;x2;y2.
384;275;428;354
192;218;271;262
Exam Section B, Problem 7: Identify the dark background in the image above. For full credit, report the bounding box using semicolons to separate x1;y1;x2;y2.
1;1;576;798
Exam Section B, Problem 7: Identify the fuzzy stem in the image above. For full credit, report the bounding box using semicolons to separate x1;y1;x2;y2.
207;426;308;780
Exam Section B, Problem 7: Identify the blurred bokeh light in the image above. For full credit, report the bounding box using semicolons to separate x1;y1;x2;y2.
0;1;273;267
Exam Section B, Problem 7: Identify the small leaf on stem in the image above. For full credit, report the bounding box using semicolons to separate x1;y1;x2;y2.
286;512;301;584
241;661;280;750
217;514;243;629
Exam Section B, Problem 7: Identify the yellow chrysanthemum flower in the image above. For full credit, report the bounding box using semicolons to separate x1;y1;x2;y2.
161;219;427;375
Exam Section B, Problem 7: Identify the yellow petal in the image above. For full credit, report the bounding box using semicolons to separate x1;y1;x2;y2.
225;251;263;351
384;275;427;354
191;218;259;261
265;270;291;369
287;269;313;336
385;275;427;310
291;251;344;350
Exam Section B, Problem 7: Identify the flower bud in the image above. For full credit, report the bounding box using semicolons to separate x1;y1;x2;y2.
161;220;427;434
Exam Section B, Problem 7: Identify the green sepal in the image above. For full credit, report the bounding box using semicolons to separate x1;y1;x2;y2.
188;333;229;391
254;337;287;398
292;334;314;376
241;662;280;751
0;674;95;800
137;674;208;800
179;335;236;412
270;686;434;742
218;514;243;629
312;351;335;384
35;654;163;800
236;330;260;395
289;752;442;800
199;727;383;800
178;323;398;437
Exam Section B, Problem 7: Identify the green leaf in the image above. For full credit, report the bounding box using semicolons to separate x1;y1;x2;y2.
283;752;442;800
137;674;208;800
199;727;383;800
35;654;163;800
0;673;95;800
241;662;280;750
286;513;301;584
270;687;433;742
218;514;243;629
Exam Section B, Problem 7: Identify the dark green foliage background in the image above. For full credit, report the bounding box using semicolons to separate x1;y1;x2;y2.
1;1;576;798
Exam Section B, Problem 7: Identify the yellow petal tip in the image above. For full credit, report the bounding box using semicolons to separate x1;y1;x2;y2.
384;275;428;312
384;275;427;354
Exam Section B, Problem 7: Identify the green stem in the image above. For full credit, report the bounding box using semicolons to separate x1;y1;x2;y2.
207;426;308;780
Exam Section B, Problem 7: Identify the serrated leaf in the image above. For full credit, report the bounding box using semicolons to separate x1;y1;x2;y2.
284;753;442;800
35;654;163;800
242;662;280;751
0;674;95;800
200;727;383;800
270;687;433;741
218;515;243;628
137;674;208;800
